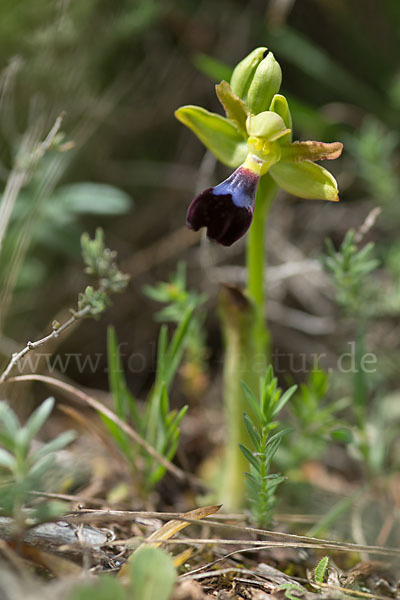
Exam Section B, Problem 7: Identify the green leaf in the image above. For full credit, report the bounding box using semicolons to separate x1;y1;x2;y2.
330;427;353;444
31;430;76;462
24;398;55;443
215;80;248;138
270;160;339;201
0;402;20;438
272;385;297;416
69;575;127;600
314;556;329;584
155;325;168;386
246;111;290;141
230;47;267;99
164;306;194;388
55;183;132;215
193;53;232;83
279;583;305;600
0;448;15;470
129;547;176;600
175;105;247;167
241;381;263;423
239;443;260;472
107;326;140;427
243;413;261;450
28;453;55;478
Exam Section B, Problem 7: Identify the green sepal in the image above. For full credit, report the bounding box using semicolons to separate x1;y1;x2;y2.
270;160;339;201
246;52;282;115
270;94;292;142
246;111;290;141
280;140;343;163
230;47;267;100
175;105;247;167
215;80;249;138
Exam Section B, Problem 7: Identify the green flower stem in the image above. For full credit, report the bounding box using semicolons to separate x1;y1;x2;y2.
219;286;256;510
246;173;278;359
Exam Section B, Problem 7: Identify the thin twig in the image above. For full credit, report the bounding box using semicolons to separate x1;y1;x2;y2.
354;207;382;244
0;305;91;382
3;374;203;487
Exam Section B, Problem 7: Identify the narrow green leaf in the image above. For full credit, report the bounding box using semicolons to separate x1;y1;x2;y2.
164;306;194;388
314;556;329;584
0;448;15;470
24;398;54;442
175;105;247;167
193;53;232;83
0;402;20;437
107;326;127;420
155;325;168;387
56;183;132;215
31;430;76;462
243;413;261;450
272;385;297;416
130;547;176;600
28;453;55;479
241;381;263;422
239;444;260;472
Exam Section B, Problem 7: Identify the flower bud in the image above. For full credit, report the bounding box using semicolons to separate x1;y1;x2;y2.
246;52;282;115
230;47;268;100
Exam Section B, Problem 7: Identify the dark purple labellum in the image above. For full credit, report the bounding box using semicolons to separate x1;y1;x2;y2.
186;166;260;246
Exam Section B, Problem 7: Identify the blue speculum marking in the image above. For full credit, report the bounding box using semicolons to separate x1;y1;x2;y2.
213;167;259;208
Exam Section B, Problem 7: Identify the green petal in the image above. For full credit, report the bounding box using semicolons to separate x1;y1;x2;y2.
270;94;292;142
246;111;290;141
175;105;247;167
215;80;248;138
280;140;343;163
270;160;339;201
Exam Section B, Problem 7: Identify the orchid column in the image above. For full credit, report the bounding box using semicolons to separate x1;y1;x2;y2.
176;48;342;510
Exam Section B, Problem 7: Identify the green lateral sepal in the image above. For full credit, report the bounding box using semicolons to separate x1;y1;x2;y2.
270;160;340;201
175;105;247;167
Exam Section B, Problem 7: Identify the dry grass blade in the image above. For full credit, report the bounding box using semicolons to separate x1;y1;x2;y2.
4;374;196;484
134;505;221;549
153;538;400;559
314;580;396;600
118;505;221;578
67;509;400;559
172;548;193;568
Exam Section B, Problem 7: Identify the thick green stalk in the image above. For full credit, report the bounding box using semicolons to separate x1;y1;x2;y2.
246;173;278;359
218;286;256;510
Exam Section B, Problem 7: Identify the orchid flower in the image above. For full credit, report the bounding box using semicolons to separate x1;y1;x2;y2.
176;49;343;246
